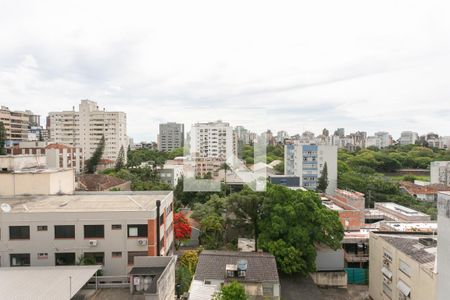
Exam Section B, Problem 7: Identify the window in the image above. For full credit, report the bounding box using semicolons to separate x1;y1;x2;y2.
9;226;30;240
112;251;122;258
263;286;273;296
84;252;105;265
55;253;76;265
37;225;48;231
84;225;104;238
159;214;164;225
127;224;148;238
112;224;122;230
399;260;411;277
127;251;147;265
383;249;393;262
383;282;392;299
37;253;48;259
10;253;30;266
54;225;75;239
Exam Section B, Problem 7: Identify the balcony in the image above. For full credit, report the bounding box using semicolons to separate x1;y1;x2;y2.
344;251;369;263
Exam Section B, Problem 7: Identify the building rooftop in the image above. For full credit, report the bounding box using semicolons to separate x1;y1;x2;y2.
379;234;436;265
400;181;450;195
0;191;172;213
322;201;344;211
375;202;429;217
194;251;279;283
381;221;437;233
0;265;100;300
78;174;130;191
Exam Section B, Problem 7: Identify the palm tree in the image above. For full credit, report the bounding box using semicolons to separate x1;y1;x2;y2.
218;162;231;195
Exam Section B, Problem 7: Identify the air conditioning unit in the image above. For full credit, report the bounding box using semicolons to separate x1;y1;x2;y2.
138;239;147;246
89;240;98;247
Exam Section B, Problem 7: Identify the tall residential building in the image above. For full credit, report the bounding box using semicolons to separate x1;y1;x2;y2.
0;106;39;146
189;121;237;177
284;141;337;194
157;122;184;152
276;130;289;144
399;131;419;145
234;126;251;145
334;128;345;138
48;100;128;162
438;191;450;300
190;120;236;160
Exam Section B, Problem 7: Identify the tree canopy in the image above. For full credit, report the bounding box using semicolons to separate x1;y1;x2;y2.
85;135;105;173
216;281;247;300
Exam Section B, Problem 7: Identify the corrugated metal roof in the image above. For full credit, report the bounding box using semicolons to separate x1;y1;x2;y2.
0;265;101;300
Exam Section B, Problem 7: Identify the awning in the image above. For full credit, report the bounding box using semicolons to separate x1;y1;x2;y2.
381;267;392;279
397;280;411;296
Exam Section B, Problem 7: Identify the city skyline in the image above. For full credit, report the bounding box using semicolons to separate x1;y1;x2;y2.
1;1;450;141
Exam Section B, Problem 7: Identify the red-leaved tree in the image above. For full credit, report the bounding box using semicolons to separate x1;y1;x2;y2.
174;212;192;250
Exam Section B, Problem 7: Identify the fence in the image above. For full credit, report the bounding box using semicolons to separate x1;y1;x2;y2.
345;268;368;284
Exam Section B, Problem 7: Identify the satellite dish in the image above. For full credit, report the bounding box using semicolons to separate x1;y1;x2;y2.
1;203;11;213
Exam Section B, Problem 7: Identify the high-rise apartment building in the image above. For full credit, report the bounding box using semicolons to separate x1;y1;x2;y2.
284;141;337;194
190;120;236;160
48;100;128;161
0;106;39;146
157;122;184;152
189;121;237;177
399;131;419;145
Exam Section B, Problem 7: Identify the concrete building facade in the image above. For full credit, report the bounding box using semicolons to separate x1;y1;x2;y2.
48;100;128;162
284;141;337;194
369;232;437;300
157;122;184;152
430;161;450;186
0;191;174;276
0;106;38;146
399;131;419;145
437;191;450;300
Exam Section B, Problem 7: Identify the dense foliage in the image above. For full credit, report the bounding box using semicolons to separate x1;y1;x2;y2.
85;135;105;173
0;121;5;155
241;144;284;164
215;281;248;300
126;147;183;168
317;162;328;192
337;145;449;218
191;185;344;275
176;248;202;294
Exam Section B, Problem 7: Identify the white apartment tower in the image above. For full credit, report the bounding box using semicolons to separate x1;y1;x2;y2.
400;131;419;145
48;100;128;162
190;121;236;160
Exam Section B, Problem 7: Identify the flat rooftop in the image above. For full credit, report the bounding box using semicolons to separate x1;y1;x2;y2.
378;234;437;265
375;202;429;217
0;191;172;213
0;265;100;300
322;201;344;211
382;221;437;232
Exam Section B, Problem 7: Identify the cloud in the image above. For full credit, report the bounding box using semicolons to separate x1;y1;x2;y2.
0;0;450;141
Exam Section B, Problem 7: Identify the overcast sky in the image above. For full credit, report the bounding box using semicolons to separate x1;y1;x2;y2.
1;1;450;142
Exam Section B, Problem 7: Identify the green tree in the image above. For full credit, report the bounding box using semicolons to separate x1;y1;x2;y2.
217;281;247;300
227;189;264;251
115;145;125;171
0;121;5;155
85;135;105;173
259;185;344;275
199;214;224;249
317;162;328;192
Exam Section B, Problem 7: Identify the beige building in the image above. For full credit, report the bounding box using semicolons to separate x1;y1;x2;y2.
0;106;38;146
0;154;46;171
369;232;437;300
0;168;75;196
0;191;174;276
48;100;128;162
374;202;431;222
